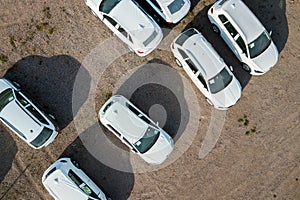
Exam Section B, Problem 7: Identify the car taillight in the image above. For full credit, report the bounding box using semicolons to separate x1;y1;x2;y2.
55;125;59;132
171;42;174;49
167;21;172;25
210;8;213;14
137;50;144;54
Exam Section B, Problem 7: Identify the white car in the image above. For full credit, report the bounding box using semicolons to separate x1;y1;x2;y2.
99;95;174;164
171;28;242;110
0;78;59;149
86;0;163;56
207;0;278;75
42;158;110;200
140;0;191;24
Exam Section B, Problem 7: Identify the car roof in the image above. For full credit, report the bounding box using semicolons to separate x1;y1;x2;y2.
181;30;225;79
105;101;147;143
43;169;88;200
221;0;264;42
0;100;43;142
109;0;156;44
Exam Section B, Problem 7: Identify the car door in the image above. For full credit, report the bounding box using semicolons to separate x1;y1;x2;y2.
102;15;132;48
234;34;249;61
177;48;198;83
218;14;240;58
102;15;118;33
195;71;210;98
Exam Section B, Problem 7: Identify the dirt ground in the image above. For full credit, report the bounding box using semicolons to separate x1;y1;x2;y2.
0;0;299;199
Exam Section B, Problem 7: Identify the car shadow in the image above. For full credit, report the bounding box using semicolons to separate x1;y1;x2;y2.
60;124;134;200
0;127;18;184
4;55;90;130
116;59;190;142
244;0;288;53
182;4;251;89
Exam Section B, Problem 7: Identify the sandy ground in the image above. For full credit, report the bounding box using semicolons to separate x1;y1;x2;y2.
0;0;299;199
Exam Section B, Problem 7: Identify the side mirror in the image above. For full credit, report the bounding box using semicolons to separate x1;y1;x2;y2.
269;31;272;36
229;66;233;71
156;121;159;126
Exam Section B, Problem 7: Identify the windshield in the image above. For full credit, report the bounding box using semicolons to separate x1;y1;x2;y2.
168;0;185;14
208;68;233;94
248;30;271;58
99;0;121;14
0;89;14;112
134;126;160;153
30;127;53;148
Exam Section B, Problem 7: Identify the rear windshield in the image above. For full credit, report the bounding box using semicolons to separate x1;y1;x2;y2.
175;28;197;46
0;89;14;112
99;0;121;14
143;30;158;46
30;127;53;148
168;0;185;14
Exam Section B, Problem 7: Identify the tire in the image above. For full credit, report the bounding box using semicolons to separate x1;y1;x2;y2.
242;63;251;72
175;58;182;67
212;24;220;35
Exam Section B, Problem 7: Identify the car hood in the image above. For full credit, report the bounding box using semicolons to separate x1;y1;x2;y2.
252;41;278;72
211;77;242;109
0;100;42;142
140;132;173;164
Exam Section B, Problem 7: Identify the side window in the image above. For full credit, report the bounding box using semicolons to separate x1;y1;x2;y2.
224;22;238;38
140;115;150;124
118;26;127;37
178;48;189;59
128;34;133;43
107;124;121;137
150;0;161;10
236;36;247;56
186;59;198;74
68;170;84;186
127;104;140;116
198;73;208;90
218;14;228;23
123;137;133;148
16;92;29;106
27;105;49;125
68;170;98;198
104;15;117;27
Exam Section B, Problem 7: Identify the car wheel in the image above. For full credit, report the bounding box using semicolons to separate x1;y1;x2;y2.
242;63;251;72
206;98;213;105
71;159;80;168
90;8;97;17
212;24;220;34
175;58;182;67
